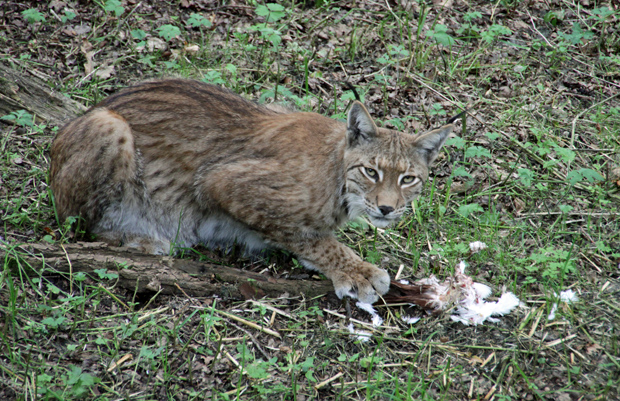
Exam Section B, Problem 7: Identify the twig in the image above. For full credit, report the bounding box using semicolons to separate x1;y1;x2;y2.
60;244;73;294
546;333;577;347
570;92;620;148
526;10;552;47
223;349;241;368
394;264;405;281
107;353;133;372
517;212;618;217
484;385;497;401
406;74;453;106
480;352;495;368
98;284;130;310
579;252;602;273
214;309;281;338
228;322;272;361
527;308;544;338
174;282;200;305
137;306;170;323
568;346;586;361
405;73;478;125
314;372;344;390
384;0;402;27
323;308;399;331
248;300;299;321
572;68;620;90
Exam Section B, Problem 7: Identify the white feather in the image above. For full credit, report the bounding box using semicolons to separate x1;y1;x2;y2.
548;303;558;321
472;283;493;300
347;323;372;343
548;289;579;320
469;241;488;253
356;301;384;327
559;289;579;303
402;315;421;324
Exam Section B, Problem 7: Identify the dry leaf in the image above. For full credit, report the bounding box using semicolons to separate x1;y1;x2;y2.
586;343;602;355
433;0;454;8
513;20;530;30
95;64;115;80
184;43;200;55
80;38;95;75
74;24;91;35
451;180;474;194
556;393;572;401
609;167;620;187
49;0;66;10
62;27;78;37
239;282;265;300
146;37;167;52
513;198;525;214
470;355;484;365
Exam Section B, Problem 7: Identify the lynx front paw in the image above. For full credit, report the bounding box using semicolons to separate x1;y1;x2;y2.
331;263;391;304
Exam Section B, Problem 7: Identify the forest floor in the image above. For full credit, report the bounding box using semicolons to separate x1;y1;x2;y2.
1;0;619;400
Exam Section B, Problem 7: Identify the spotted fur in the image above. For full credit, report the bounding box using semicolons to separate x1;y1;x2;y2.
50;79;454;303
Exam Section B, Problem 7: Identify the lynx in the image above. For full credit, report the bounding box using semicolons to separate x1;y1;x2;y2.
50;79;455;303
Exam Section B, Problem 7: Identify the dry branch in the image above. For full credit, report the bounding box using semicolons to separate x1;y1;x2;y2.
1;242;334;300
0;62;86;127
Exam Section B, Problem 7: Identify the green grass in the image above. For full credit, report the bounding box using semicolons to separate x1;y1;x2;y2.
1;0;620;399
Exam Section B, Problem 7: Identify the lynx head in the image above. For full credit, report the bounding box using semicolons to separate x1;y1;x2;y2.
343;101;454;228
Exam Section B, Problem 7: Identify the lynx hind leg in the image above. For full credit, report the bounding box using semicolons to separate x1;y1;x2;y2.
95;230;171;255
50;108;140;226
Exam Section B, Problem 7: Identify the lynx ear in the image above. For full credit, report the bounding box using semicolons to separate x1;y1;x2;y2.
414;124;454;165
347;101;377;146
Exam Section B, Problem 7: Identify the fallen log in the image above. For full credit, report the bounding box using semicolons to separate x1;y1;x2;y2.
0;62;86;127
1;241;334;300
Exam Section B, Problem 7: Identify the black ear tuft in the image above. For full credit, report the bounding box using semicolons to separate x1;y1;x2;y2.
347;101;377;146
414;125;454;165
342;82;361;101
446;109;467;124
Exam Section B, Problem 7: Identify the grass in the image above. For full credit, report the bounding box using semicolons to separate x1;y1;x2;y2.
1;0;620;399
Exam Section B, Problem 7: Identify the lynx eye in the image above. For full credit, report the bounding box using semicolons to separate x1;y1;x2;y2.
401;175;418;185
364;167;379;181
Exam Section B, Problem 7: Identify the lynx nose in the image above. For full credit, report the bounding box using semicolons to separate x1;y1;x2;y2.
378;205;394;216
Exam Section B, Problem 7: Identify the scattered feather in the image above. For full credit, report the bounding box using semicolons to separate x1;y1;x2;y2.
494;292;521;314
559;289;579;303
371;314;384;327
548;304;559;321
451;291;520;326
356;301;376;315
347;323;372;343
384;261;520;326
548;289;579;320
356;301;383;327
469;241;488;253
472;282;493;299
402;315;421;324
